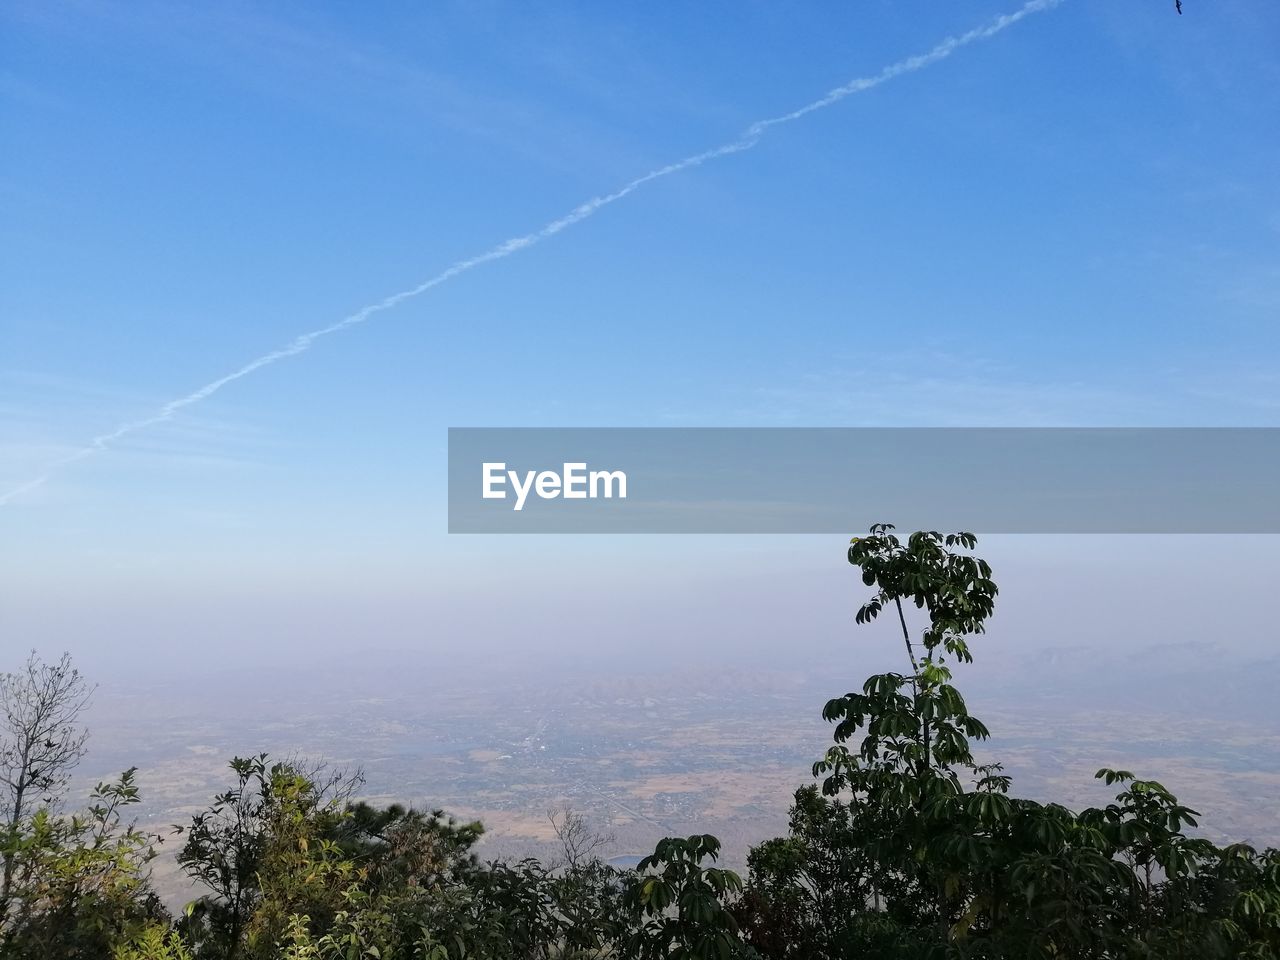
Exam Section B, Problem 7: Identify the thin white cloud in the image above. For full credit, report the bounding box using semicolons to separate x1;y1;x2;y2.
0;0;1063;507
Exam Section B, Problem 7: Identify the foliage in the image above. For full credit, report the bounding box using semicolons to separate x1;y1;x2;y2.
115;923;195;960
0;768;167;959
733;524;1280;959
1;650;95;926
625;834;745;960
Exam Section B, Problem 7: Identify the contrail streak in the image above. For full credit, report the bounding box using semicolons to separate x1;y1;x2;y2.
1;0;1061;506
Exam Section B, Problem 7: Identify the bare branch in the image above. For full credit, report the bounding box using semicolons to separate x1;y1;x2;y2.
548;804;615;870
0;651;95;924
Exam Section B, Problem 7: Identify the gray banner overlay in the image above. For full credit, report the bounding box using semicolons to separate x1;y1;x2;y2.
447;428;1280;534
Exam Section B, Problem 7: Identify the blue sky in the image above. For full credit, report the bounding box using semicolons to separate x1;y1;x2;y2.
2;1;1279;675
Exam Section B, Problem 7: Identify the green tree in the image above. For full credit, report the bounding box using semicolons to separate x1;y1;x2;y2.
0;769;166;959
1;651;94;924
735;525;1280;959
178;755;365;959
624;834;746;960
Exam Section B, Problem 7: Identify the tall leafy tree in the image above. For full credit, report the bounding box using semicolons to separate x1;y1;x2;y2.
736;526;1280;958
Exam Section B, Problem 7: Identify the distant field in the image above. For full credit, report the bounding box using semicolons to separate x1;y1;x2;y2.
76;654;1280;907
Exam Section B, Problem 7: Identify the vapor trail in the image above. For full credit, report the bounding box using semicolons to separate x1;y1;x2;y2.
1;0;1061;506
